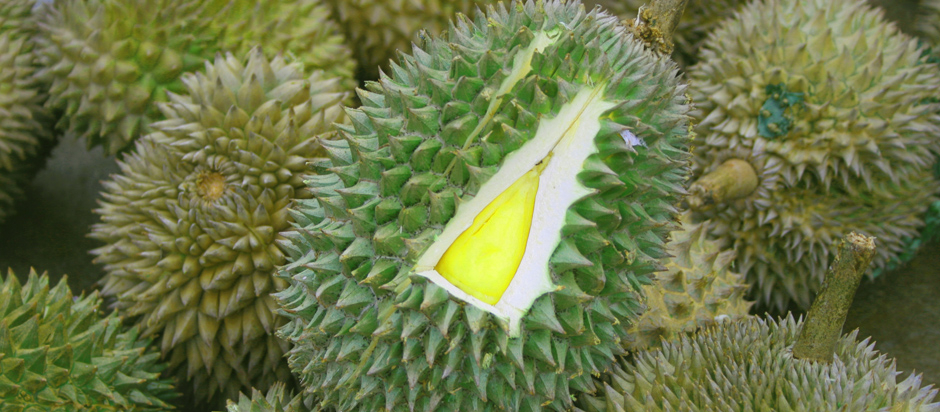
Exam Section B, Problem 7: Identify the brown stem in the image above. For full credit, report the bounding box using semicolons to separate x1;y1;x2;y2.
687;159;759;210
792;232;876;362
627;0;691;55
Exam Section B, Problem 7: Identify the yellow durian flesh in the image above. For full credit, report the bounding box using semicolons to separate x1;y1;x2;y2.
436;160;548;305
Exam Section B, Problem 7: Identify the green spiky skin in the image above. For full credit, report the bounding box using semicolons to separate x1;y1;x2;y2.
322;0;485;81
223;383;308;412
625;212;753;351
0;0;54;227
578;315;940;412
90;49;350;404
36;0;355;156
0;269;178;410
687;0;940;311
583;0;747;67
275;1;693;411
915;0;940;44
211;0;357;92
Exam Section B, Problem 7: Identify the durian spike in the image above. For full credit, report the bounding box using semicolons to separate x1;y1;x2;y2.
793;232;876;362
687;158;759;209
628;0;690;55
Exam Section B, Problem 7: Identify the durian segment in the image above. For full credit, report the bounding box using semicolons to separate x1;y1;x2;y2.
0;269;178;410
688;0;940;310
275;1;693;411
579;315;940;412
0;1;54;227
435;160;542;305
35;0;354;155
90;49;350;403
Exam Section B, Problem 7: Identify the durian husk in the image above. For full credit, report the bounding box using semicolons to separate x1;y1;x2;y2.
625;212;753;351
0;268;178;410
915;0;940;44
223;383;308;412
584;0;747;67
275;1;694;411
0;0;54;226
90;49;350;404
688;0;940;310
35;0;355;155
322;0;486;81
578;315;940;412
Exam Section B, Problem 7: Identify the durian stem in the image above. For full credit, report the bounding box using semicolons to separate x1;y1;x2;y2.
628;0;690;55
687;159;759;209
792;232;876;362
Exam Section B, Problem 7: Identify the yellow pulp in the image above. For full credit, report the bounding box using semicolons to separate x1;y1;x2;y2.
435;161;547;305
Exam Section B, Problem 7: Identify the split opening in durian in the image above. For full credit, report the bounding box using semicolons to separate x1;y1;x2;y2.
415;85;616;335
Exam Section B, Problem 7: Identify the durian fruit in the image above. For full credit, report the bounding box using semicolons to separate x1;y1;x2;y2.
36;0;355;155
0;0;54;226
0;268;178;410
223;383;306;412
916;0;940;44
90;48;350;403
687;0;940;310
583;0;747;67
322;0;485;81
625;212;752;351
275;1;693;411
578;315;940;412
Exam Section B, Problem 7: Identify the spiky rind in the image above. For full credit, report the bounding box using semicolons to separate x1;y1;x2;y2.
322;0;484;80
688;0;940;310
36;0;355;155
224;383;307;412
625;212;752;351
915;0;940;44
0;268;178;410
0;2;54;226
90;49;350;403
580;315;940;412
584;0;747;67
275;1;692;411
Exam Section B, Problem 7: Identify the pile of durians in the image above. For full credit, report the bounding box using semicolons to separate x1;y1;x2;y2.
0;0;939;410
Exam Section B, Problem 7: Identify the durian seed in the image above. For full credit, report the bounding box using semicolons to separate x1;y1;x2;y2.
197;171;227;202
436;158;549;305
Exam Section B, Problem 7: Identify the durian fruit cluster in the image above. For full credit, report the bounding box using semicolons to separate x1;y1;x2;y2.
0;0;939;410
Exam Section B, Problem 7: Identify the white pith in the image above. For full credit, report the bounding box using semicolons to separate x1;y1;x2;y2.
415;69;616;335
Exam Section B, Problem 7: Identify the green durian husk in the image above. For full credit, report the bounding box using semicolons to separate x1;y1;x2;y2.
322;0;487;81
625;212;753;351
90;48;351;405
222;383;308;412
275;1;693;411
914;0;940;44
0;0;54;227
688;0;940;311
35;0;355;156
584;0;747;67
578;314;940;412
0;268;178;410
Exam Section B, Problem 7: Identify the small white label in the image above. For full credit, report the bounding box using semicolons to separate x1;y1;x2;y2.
620;129;646;148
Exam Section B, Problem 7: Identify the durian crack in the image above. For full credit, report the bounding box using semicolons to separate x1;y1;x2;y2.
443;30;558;176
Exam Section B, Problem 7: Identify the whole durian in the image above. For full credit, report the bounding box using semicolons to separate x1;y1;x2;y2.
578;315;940;412
223;383;306;412
322;0;485;80
687;0;940;310
275;1;693;411
583;0;747;67
36;0;354;155
90;48;350;403
0;0;54;226
0;268;178;410
625;212;753;351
